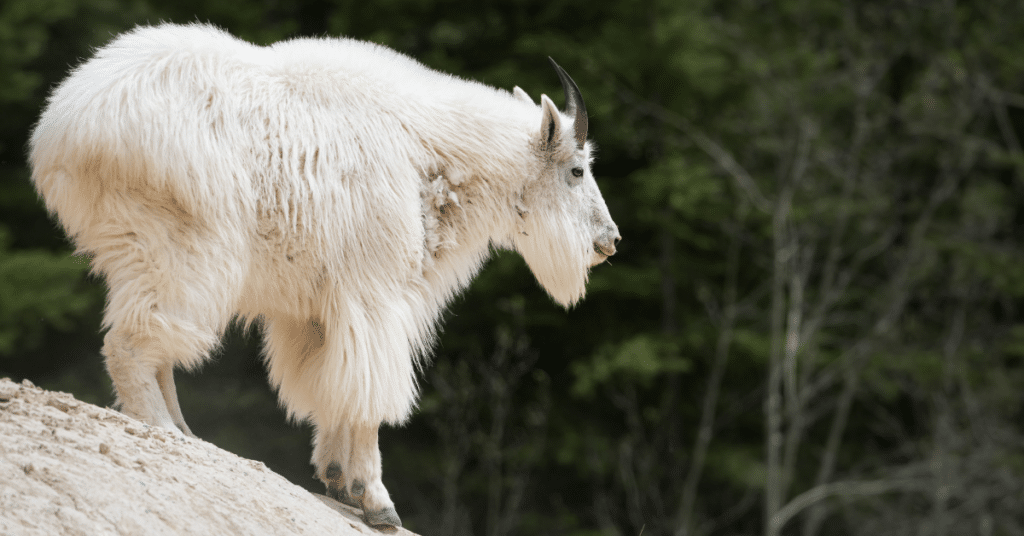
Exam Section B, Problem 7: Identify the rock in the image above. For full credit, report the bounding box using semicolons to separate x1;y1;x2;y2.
0;378;419;536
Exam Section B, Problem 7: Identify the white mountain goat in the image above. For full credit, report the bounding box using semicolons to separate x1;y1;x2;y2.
30;23;619;528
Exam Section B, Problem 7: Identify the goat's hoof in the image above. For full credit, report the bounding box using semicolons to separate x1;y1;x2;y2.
327;484;361;509
363;506;402;530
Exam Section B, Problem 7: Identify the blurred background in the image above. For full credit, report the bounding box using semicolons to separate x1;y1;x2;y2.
3;0;1024;534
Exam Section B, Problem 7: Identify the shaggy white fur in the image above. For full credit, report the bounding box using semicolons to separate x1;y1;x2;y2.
30;23;618;527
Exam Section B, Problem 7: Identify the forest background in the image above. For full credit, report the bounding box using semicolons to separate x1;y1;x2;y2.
3;0;1024;535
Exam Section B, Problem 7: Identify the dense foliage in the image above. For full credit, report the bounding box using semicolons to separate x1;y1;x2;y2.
4;1;1024;534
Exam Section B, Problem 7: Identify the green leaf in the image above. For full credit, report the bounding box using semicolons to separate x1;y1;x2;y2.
571;334;690;397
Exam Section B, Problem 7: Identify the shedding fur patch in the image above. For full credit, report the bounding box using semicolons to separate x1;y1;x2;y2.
419;171;463;264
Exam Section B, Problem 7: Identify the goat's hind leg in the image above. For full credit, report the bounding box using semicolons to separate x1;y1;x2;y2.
156;362;194;436
103;330;183;433
102;296;221;435
99;252;226;435
88;192;240;436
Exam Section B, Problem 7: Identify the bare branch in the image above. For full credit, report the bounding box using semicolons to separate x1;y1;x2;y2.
764;165;794;536
989;86;1024;110
772;479;926;533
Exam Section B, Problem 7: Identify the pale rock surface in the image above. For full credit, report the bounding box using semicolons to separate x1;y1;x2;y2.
0;378;417;536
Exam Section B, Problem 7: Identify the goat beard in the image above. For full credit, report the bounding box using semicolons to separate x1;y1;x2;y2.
514;213;592;308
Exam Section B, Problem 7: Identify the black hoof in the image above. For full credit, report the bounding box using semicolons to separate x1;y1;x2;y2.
363;506;402;530
327;484;362;509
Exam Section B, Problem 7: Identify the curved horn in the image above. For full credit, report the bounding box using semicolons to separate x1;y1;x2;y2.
548;57;588;149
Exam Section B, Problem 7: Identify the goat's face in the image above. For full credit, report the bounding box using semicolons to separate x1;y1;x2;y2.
512;60;620;308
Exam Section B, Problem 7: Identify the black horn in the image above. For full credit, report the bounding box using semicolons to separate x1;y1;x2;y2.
548;57;588;149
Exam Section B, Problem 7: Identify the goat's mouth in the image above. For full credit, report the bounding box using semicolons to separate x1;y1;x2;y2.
594;244;615;257
590;246;613;267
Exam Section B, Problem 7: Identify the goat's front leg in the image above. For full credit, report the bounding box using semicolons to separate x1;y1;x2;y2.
314;423;401;529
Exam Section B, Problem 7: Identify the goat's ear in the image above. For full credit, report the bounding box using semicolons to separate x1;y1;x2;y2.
539;94;561;151
513;86;534;105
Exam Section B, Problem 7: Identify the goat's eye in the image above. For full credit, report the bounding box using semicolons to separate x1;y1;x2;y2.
571;167;584;178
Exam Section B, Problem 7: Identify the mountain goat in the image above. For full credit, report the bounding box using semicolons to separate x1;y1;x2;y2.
29;23;619;528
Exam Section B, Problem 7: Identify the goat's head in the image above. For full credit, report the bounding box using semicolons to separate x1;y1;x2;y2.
512;59;620;307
